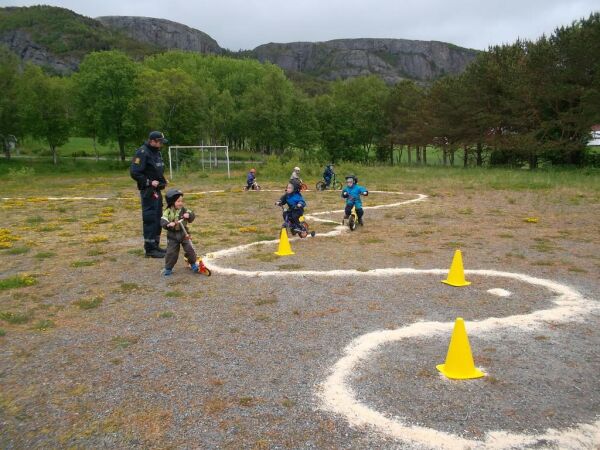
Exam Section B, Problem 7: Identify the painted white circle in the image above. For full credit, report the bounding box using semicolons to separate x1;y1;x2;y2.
318;270;599;449
198;190;598;448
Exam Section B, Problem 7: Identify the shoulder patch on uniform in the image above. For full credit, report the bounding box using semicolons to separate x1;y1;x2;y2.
134;157;141;164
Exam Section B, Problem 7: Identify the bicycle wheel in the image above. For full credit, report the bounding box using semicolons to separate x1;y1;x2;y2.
300;182;308;192
349;215;357;231
316;181;326;191
333;181;342;190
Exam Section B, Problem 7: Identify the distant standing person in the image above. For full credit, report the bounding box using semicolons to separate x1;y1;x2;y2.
290;166;301;183
130;131;169;258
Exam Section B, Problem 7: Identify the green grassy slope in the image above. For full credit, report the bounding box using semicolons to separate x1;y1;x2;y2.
0;5;157;59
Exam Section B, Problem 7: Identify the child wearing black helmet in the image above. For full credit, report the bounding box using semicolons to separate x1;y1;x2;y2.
275;181;307;233
341;174;369;225
323;164;335;188
161;189;200;276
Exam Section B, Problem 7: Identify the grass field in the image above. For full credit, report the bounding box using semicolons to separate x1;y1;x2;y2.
14;136;270;162
0;163;599;448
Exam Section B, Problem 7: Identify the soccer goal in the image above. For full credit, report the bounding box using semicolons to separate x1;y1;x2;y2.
168;145;230;179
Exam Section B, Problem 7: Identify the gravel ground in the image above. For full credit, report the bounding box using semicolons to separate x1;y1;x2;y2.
1;182;599;449
353;312;600;438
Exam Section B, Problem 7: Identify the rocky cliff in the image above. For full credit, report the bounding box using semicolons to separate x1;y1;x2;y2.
1;6;478;83
96;16;222;55
0;29;79;74
251;38;479;83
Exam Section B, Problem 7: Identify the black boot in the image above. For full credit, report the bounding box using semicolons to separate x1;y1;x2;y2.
155;239;166;254
145;244;165;258
145;248;165;258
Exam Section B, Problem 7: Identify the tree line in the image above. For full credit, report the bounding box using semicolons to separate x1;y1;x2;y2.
1;12;598;168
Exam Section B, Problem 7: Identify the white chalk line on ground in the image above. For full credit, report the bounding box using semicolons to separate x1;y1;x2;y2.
318;270;600;450
203;192;428;276
200;189;599;448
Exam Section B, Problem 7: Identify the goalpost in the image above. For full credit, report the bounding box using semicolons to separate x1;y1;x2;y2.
168;145;230;179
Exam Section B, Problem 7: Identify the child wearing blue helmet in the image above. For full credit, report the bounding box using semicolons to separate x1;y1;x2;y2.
341;174;368;225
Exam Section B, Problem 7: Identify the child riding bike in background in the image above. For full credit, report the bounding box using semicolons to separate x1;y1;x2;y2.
245;168;260;190
341;174;369;226
289;166;308;191
275;181;309;236
290;166;301;183
323;164;335;188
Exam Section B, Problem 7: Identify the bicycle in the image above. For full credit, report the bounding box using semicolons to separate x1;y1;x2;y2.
243;181;261;191
341;192;366;231
178;219;212;276
316;173;342;191
342;204;359;231
278;205;315;238
290;178;308;192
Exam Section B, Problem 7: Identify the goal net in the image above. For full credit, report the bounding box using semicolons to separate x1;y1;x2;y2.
167;145;230;179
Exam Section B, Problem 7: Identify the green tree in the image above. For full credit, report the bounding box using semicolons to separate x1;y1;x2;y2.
316;93;358;162
0;46;21;158
383;80;424;165
421;76;472;166
288;93;319;159
538;13;600;164
130;67;208;145
240;65;295;153
207;89;235;145
16;65;71;164
72;51;138;161
317;76;389;162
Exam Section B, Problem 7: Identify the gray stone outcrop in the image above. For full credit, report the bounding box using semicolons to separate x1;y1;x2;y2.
96;16;222;54
0;30;79;74
250;38;479;83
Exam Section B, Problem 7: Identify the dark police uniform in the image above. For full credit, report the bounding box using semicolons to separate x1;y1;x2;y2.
130;140;168;256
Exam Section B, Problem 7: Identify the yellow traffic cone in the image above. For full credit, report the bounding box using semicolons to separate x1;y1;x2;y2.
436;318;484;379
274;228;295;256
441;249;471;287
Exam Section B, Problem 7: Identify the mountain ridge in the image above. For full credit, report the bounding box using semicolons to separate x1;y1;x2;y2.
249;38;478;83
0;6;478;83
96;16;222;55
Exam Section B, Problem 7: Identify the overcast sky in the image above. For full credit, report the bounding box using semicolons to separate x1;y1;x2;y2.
1;0;598;51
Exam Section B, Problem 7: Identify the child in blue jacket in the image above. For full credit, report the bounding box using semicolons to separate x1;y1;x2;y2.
323;164;334;187
246;168;257;190
341;174;368;225
275;181;306;231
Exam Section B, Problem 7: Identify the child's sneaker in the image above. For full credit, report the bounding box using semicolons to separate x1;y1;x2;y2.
163;268;173;276
190;262;199;273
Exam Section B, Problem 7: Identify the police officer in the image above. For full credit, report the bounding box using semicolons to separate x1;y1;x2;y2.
130;131;169;258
